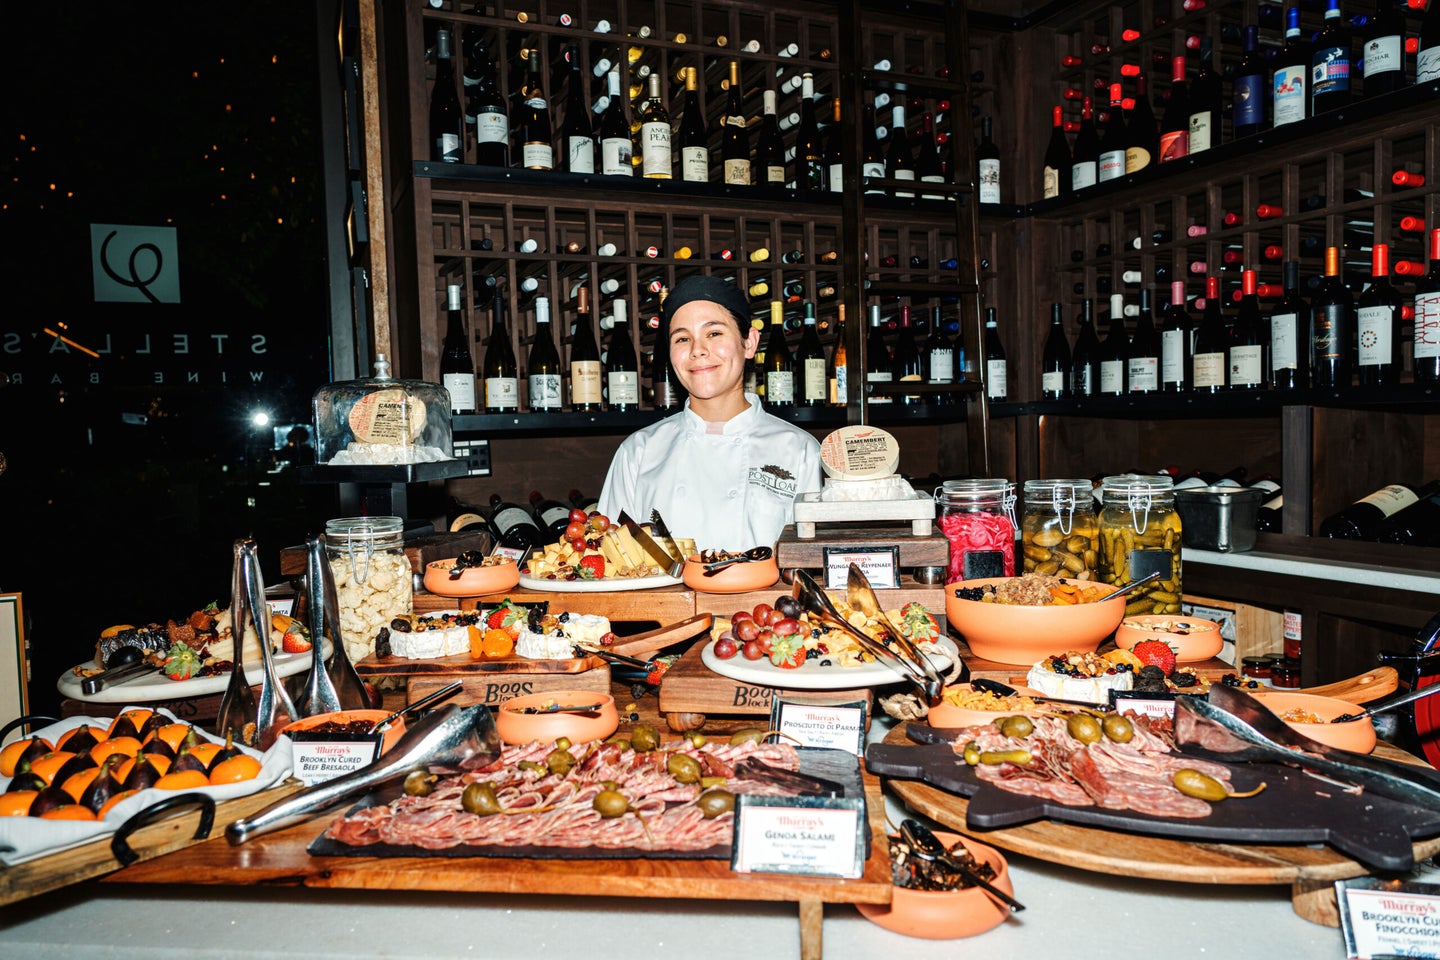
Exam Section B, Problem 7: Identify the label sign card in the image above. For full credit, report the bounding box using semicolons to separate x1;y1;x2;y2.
769;698;868;755
731;795;866;879
288;733;382;786
1110;690;1191;720
1337;877;1440;959
822;546;899;589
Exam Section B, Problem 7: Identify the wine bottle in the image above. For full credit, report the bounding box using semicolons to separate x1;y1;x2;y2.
1193;276;1227;392
1417;229;1440;384
570;286;604;410
469;34;510;166
1233;25;1266;139
886;104;916;197
1253;475;1285;533
1125;74;1157;174
482;287;520;411
1311;246;1353;390
488;492;546;552
1356;243;1401;386
430;29;464;163
560;46;594;173
1097;294;1130;395
599;69;632;175
1042;303;1071;398
1128;288;1160;394
794;74;824;193
917;112;946;200
1273;5;1309;127
1042;106;1071;197
1161;281;1194;392
829;304;849;405
1375;481;1440;547
529;490;572;538
652;334;683;410
788;301;824;406
1319;482;1424;539
1230;270;1266;389
1421;0;1440;83
1189;38;1221;153
718;62;750;186
863;103;886;195
757;90;786;186
894;305;924;403
605;299;639;411
676;66;706;182
977;115;1001;202
865;304;893;404
1312;0;1353;115
517;51;553;169
1269;261;1309;391
1159;57;1189;162
924;305;957;386
983;307;1007;401
636;72;671;179
761;301;795;407
824;98;845;193
1361;0;1406;97
440;283;477;413
1097;83;1126;183
527;296;563;411
1071;96;1100;191
1071;299;1101;397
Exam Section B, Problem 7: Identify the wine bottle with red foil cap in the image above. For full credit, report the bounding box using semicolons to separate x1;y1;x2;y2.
1193;276;1227;392
1161;281;1193;392
1097;83;1126;182
1071;96;1100;190
1357;244;1401;386
1229;269;1265;389
1159;56;1189;162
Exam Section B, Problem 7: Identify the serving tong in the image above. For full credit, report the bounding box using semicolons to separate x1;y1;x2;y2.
215;539;300;750
299;533;370;716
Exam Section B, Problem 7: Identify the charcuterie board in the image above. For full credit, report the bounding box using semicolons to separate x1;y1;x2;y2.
866;724;1440;872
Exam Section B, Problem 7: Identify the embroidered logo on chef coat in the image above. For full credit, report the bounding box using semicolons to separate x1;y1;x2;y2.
748;464;798;502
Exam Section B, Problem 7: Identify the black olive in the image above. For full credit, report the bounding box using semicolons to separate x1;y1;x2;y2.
390;618;411;633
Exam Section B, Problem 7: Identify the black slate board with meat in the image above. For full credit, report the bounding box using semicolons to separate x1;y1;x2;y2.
309;742;866;862
864;724;1440;872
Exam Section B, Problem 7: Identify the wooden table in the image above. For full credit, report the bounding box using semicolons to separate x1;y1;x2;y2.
414;584;699;623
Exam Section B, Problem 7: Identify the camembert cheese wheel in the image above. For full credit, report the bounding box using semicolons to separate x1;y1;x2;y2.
819;425;900;481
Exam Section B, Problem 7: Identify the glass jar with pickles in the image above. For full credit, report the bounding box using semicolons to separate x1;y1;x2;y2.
1098;474;1183;616
1021;479;1099;580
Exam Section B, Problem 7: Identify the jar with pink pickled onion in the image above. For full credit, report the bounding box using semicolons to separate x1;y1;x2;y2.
936;479;1017;584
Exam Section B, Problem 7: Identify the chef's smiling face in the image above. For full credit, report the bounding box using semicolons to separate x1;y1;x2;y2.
668;300;759;401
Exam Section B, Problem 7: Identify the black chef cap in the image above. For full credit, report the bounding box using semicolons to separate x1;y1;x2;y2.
661;274;750;333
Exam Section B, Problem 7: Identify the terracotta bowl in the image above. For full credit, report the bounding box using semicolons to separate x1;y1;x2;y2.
280;709;406;755
1114;614;1224;662
682;554;781;594
929;683;1047;729
945;577;1123;665
857;832;1013;939
423;558;519;598
1250;691;1377;754
495;691;619;746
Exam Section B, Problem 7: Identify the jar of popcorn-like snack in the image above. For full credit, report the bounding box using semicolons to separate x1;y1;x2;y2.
325;516;412;663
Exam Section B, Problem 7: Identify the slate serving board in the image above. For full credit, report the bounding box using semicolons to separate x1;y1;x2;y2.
864;725;1440;872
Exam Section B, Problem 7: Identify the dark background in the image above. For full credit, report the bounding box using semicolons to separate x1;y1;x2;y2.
0;4;340;714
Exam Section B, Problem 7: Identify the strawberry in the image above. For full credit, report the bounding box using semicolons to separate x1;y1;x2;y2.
900;602;940;642
769;634;807;669
1131;639;1178;677
163;642;202;681
280;621;312;654
485;600;528;637
578;554;605;580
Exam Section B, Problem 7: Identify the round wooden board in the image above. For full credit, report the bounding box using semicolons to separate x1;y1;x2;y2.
882;723;1440;886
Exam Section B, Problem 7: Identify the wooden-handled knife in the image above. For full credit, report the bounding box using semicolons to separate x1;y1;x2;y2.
605;613;713;660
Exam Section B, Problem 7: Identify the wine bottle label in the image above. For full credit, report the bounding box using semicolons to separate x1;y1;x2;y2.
1123;147;1150;175
766;165;785;184
1358;485;1419;517
828;163;844;193
1193;351;1226;388
567;136;595;173
1363;36;1403;77
1233;74;1264;126
928;347;955;383
862;160;885;194
442;373;477;412
1313;305;1347;362
1042;370;1066;394
1252;479;1281;496
539;506;570;529
522;142;553;169
475;112;508;144
1311;47;1350;98
1419;46;1440;84
571;360;603;403
1127;356;1158;392
1273;66;1307;125
866;370;892;404
1042;166;1060;198
1357;305;1394;366
1230;345;1263;386
766;370;795;403
831;364;848;404
1097;149;1125;181
641;123;672;176
493;506;537;534
978;159;1000;203
1416;293;1440;359
1072;365;1094;396
485;376;519;409
1071;160;1097;190
803;359;827;401
1161;329;1186;385
601;137;633;175
1158;129;1188;163
436;132;462;162
1097;360;1123;393
608;370;639;404
1269;312;1299;370
1188;112;1212;152
528;373;562;409
681;146;708;181
986;359;1007;398
723;158;750;185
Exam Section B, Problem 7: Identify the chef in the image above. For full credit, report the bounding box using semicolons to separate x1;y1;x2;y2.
598;274;823;551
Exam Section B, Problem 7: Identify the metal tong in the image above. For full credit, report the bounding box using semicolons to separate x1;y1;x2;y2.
900;819;1025;913
299;533;370;716
215;539;300;750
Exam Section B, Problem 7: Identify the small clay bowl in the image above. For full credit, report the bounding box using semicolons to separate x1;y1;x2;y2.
1114;614;1224;662
857;832;1014;939
682;554;781;594
1250;690;1377;754
424;557;520;598
495;691;619;745
928;684;1048;729
280;709;406;755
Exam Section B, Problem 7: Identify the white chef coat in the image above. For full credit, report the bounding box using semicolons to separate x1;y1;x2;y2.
598;393;823;551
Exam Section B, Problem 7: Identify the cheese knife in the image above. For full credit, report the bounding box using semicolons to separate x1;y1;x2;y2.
616;510;685;577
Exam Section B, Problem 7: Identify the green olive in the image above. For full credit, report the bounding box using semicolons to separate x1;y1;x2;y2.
699;775;728;789
667;753;704;784
403;769;436;797
517;760;546;774
999;715;1034;739
979;748;1032;766
593;789;629;819
1067;713;1104;744
554;736;572;751
729;728;766;745
630;723;661;753
607;737;631;751
697;789;735;819
1173;768;1229;802
1103;714;1135;743
546;748;576;776
462;782;502;815
962;742;981;766
684;731;707;748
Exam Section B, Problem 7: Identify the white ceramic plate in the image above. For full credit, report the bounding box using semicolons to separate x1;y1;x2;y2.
56;638;332;704
701;635;959;690
518;573;682;592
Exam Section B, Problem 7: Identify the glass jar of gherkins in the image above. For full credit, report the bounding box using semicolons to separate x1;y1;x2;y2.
1021;479;1099;580
1098;474;1183;616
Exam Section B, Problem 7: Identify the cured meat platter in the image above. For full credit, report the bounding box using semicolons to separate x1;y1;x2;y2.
865;725;1440;871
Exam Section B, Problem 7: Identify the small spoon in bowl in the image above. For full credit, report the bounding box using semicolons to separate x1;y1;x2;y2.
703;546;772;575
368;680;463;734
1099;571;1163;602
1331;681;1440;723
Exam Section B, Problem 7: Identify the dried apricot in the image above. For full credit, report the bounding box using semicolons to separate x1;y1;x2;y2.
40;804;97;821
0;791;36;817
209;754;262;785
154;769;210;791
0;737;52;777
479;628;515;659
91;737;142;764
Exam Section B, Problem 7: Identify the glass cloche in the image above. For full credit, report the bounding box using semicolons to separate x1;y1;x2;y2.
312;354;454;465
